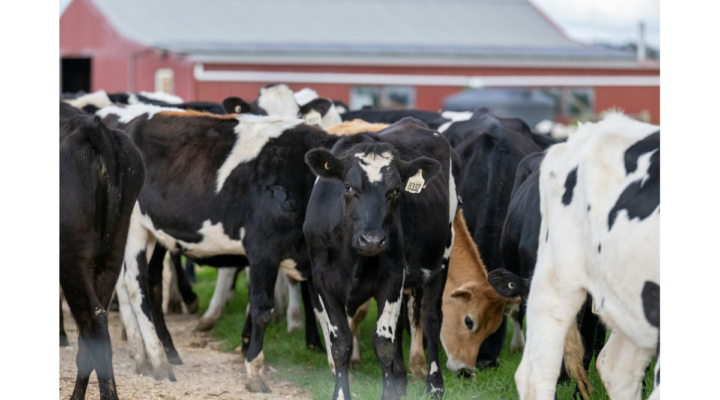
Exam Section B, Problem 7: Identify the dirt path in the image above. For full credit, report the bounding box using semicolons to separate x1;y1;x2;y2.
60;306;311;400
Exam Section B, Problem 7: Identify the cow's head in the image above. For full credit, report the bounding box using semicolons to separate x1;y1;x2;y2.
257;84;300;118
305;142;441;256
299;98;342;129
440;211;521;375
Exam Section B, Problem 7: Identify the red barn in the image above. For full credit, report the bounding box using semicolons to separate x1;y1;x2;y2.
60;0;660;123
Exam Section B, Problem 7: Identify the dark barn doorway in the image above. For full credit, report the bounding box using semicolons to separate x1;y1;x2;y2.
61;58;91;93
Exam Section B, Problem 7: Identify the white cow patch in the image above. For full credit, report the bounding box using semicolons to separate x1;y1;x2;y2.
437;111;473;133
376;274;405;341
430;361;439;375
96;104;184;124
128;93;139;105
421;268;433;281
139;91;184;104
317;296;339;338
279;258;304;281
443;159;458;266
215;114;303;193
355;151;393;184
320;104;343;129
293;88;318;106
258;84;300;117
67;90;112;110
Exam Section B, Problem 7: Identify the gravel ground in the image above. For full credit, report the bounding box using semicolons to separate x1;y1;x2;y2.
60;305;311;400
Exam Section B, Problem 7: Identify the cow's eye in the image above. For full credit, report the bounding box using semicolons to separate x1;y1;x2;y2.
393;188;400;196
344;183;352;193
464;316;474;330
508;282;515;289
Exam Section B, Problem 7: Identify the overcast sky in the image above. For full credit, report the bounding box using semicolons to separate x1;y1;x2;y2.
60;0;659;48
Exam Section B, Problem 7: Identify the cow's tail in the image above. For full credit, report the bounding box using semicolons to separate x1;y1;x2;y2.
564;322;592;400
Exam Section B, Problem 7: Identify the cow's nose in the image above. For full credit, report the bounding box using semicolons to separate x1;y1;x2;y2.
356;232;388;255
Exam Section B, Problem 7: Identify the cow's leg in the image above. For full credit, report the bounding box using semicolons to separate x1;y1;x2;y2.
374;273;406;400
317;287;353;400
60;292;69;347
595;330;655;400
244;259;282;393
115;275;149;375
349;299;370;369
568;295;601;399
195;267;238;332
390;299;408;397
185;258;196;283
510;303;526;353
147;244;182;364
407;292;427;382
301;279;325;352
118;222;175;381
422;268;448;399
476;316;506;369
311;281;338;374
273;270;288;323
170;252;198;313
286;277;304;332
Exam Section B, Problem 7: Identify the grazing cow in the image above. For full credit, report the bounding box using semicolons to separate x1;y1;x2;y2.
341;109;450;131
98;104;330;391
512;114;659;400
303;117;457;399
449;108;547;369
489;151;606;398
60;115;145;399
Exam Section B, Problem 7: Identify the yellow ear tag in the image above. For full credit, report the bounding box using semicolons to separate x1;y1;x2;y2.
405;169;425;194
235;105;241;113
305;109;322;126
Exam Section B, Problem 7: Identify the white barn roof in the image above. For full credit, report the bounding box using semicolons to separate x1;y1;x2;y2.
91;0;635;65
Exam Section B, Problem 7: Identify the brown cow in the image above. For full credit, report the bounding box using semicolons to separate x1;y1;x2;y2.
326;119;389;135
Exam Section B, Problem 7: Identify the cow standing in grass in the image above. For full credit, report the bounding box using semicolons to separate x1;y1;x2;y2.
303;118;457;399
514;114;659;400
60;115;145;400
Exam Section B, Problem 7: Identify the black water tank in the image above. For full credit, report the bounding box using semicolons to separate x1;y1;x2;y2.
443;88;555;128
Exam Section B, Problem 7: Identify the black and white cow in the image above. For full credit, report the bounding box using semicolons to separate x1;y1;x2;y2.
511;114;659;400
97;104;331;390
341;109;450;131
303;117;458;399
447;108;548;369
489;151;606;399
60;115;145;399
107;92;229;115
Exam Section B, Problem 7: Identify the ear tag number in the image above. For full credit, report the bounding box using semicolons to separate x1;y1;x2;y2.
405;169;425;194
305;109;322;126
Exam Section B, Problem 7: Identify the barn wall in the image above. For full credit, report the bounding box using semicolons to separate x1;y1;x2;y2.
134;54;196;101
595;86;660;123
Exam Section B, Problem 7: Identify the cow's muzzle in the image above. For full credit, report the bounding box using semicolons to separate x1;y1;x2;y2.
354;231;388;256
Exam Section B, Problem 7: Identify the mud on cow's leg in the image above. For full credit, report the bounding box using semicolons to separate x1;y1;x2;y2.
147;244;182;365
244;258;281;393
373;272;406;400
302;279;325;353
118;220;175;381
195;267;238;332
422;268;448;399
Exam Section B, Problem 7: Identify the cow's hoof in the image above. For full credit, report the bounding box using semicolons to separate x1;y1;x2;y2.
286;308;303;333
476;359;499;370
166;349;183;365
510;342;525;353
194;318;216;332
60;334;69;347
151;363;175;382
186;297;199;314
245;377;271;393
135;360;152;376
349;358;361;370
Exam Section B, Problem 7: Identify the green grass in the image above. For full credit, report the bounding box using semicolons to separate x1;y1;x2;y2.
193;266;655;399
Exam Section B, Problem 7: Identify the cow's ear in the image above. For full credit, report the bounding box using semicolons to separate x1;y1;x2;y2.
300;98;332;116
488;269;529;299
399;157;442;185
450;282;479;302
305;148;346;180
223;97;253;114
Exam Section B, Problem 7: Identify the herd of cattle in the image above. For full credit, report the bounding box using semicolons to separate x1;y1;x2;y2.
59;84;660;400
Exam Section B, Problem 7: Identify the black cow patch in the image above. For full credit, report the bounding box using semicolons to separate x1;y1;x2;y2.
624;131;660;174
608;135;659;230
598;244;601;253
641;281;660;328
562;167;578;206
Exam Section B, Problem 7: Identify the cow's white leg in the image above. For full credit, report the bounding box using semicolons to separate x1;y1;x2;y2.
407;294;427;382
515;255;586;399
286;278;304;332
115;275;149;375
196;267;238;332
314;302;336;375
349;299;370;370
596;330;655;400
273;270;288;322
120;223;174;381
510;304;526;353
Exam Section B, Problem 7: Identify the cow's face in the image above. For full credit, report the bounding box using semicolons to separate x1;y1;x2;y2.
306;143;441;256
441;279;517;374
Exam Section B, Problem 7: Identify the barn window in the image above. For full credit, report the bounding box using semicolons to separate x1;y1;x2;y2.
350;86;416;110
154;68;175;94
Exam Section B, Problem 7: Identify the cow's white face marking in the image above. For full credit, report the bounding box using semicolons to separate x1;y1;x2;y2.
279;258;304;281
258;84;300;117
67;90;112;110
438;111;473;133
355;151;393;184
215;115;303;193
293;88;318;106
96;104;184;124
376;274;405;341
430;361;439;375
